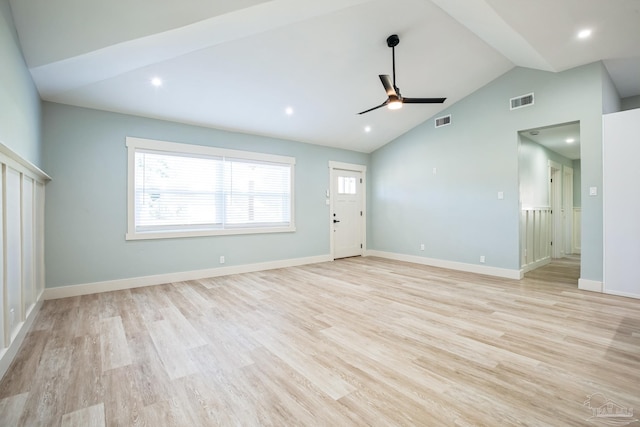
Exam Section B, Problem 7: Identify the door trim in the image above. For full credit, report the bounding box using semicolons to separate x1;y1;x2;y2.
549;160;563;258
562;166;574;256
328;161;367;260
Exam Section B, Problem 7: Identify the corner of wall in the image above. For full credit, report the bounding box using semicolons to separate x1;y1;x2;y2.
600;61;621;114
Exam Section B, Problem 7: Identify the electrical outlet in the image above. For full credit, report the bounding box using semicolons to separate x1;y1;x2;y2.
480;255;486;263
420;243;425;251
219;256;225;264
9;308;15;326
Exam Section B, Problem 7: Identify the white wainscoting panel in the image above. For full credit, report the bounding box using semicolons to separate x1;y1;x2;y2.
22;176;36;318
5;167;22;342
0;170;4;348
35;182;46;298
573;208;581;254
520;207;551;273
0;143;50;380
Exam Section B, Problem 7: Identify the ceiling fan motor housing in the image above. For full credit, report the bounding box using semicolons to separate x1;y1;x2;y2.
386;34;400;48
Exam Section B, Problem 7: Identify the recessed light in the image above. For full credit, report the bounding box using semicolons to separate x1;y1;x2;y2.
566;138;575;144
529;130;539;136
577;29;592;39
285;107;294;116
364;126;371;133
150;77;163;87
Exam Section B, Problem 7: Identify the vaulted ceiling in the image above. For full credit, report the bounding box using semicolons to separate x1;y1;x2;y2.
9;0;640;153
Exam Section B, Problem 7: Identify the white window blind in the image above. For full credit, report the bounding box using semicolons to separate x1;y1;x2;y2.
224;158;291;228
135;150;223;232
127;137;295;240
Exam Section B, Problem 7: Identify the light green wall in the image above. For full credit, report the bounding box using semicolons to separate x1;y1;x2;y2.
602;67;621;114
621;95;640;111
572;159;581;207
370;63;609;281
0;0;41;166
42;102;369;287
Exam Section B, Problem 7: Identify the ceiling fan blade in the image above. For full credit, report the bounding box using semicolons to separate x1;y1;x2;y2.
379;75;397;97
402;97;446;104
358;99;389;115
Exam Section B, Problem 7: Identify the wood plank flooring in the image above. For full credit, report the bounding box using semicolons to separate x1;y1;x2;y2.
1;256;639;426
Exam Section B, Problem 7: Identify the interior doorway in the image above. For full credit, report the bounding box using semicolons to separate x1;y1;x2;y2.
518;121;581;277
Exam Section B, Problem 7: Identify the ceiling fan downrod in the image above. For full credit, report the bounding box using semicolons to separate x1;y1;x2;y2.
387;34;400;92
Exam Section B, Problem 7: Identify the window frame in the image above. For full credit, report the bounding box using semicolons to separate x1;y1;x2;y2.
126;137;295;240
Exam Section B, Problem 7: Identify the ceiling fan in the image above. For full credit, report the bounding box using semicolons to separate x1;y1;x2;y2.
358;34;446;115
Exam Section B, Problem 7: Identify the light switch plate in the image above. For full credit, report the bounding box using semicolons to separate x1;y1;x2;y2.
589;186;598;196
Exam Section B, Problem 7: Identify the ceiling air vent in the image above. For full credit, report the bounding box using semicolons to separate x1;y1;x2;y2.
510;93;534;110
435;114;451;128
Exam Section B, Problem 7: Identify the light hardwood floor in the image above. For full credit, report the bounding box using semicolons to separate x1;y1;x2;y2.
1;256;639;426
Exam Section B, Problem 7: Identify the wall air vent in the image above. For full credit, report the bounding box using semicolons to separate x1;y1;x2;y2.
510;93;534;110
435;114;451;128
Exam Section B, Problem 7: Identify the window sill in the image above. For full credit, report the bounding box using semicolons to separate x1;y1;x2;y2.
126;225;296;241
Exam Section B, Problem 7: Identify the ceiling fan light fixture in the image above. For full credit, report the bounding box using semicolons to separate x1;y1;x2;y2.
388;96;403;110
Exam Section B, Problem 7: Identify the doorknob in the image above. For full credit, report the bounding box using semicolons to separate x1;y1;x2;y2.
333;219;340;223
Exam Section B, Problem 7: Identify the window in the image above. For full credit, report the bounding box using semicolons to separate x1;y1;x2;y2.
338;176;357;194
126;137;295;240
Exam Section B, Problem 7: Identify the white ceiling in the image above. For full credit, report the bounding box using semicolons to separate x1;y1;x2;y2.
521;122;581;160
9;0;640;153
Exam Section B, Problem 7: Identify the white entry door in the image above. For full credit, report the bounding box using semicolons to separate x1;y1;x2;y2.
331;168;364;259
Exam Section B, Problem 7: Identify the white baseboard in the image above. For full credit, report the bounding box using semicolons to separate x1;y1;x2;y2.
520;257;551;275
578;278;603;292
43;255;333;300
365;250;522;280
0;298;44;381
603;289;640;300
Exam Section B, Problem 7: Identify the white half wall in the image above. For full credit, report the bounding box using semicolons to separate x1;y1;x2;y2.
0;142;50;381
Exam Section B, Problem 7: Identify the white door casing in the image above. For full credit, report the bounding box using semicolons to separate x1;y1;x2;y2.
563;166;574;256
329;162;366;260
549;160;563;259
